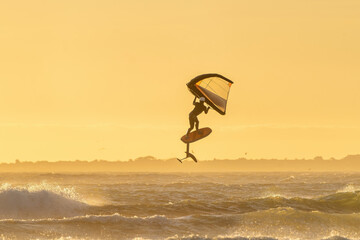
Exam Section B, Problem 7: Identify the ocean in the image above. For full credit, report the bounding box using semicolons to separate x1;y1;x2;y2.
0;172;360;240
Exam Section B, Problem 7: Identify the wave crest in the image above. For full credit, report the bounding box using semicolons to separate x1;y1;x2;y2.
0;183;87;219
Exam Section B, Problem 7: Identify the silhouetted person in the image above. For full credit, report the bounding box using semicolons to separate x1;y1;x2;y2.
186;97;210;136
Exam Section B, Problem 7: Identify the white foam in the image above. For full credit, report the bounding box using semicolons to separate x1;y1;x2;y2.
0;213;169;224
337;184;360;193
259;192;291;199
0;183;87;219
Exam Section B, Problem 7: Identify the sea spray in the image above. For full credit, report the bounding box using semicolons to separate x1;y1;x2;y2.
0;173;360;239
0;183;87;219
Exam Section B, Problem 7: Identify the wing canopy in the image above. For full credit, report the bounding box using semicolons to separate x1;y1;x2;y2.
187;73;233;115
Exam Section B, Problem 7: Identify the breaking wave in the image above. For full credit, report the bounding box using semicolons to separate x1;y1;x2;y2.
1;210;359;240
0;183;88;219
1;181;360;221
86;191;360;218
1;171;360;240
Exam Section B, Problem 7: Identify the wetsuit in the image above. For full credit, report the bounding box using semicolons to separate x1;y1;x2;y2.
187;97;210;135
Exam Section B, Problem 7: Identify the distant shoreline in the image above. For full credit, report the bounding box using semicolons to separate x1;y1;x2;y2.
1;155;359;172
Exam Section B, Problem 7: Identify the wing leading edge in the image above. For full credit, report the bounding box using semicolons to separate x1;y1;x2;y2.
187;73;233;115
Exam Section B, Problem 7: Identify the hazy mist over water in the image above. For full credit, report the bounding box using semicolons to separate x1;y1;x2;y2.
0;172;360;239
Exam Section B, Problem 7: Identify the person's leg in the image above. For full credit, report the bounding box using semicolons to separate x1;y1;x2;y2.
187;117;195;136
195;117;199;131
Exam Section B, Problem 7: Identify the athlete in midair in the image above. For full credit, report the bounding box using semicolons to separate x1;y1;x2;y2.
186;97;210;136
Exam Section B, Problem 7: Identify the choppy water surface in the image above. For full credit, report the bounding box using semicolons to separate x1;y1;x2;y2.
1;172;360;240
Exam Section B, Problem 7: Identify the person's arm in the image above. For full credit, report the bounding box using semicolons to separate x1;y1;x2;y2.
193;96;197;105
204;106;210;114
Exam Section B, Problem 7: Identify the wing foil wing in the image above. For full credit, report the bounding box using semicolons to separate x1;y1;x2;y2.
187;73;233;115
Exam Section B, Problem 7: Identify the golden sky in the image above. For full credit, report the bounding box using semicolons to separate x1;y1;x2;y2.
1;0;359;162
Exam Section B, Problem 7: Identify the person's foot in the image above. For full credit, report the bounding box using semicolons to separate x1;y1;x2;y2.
197;130;203;134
